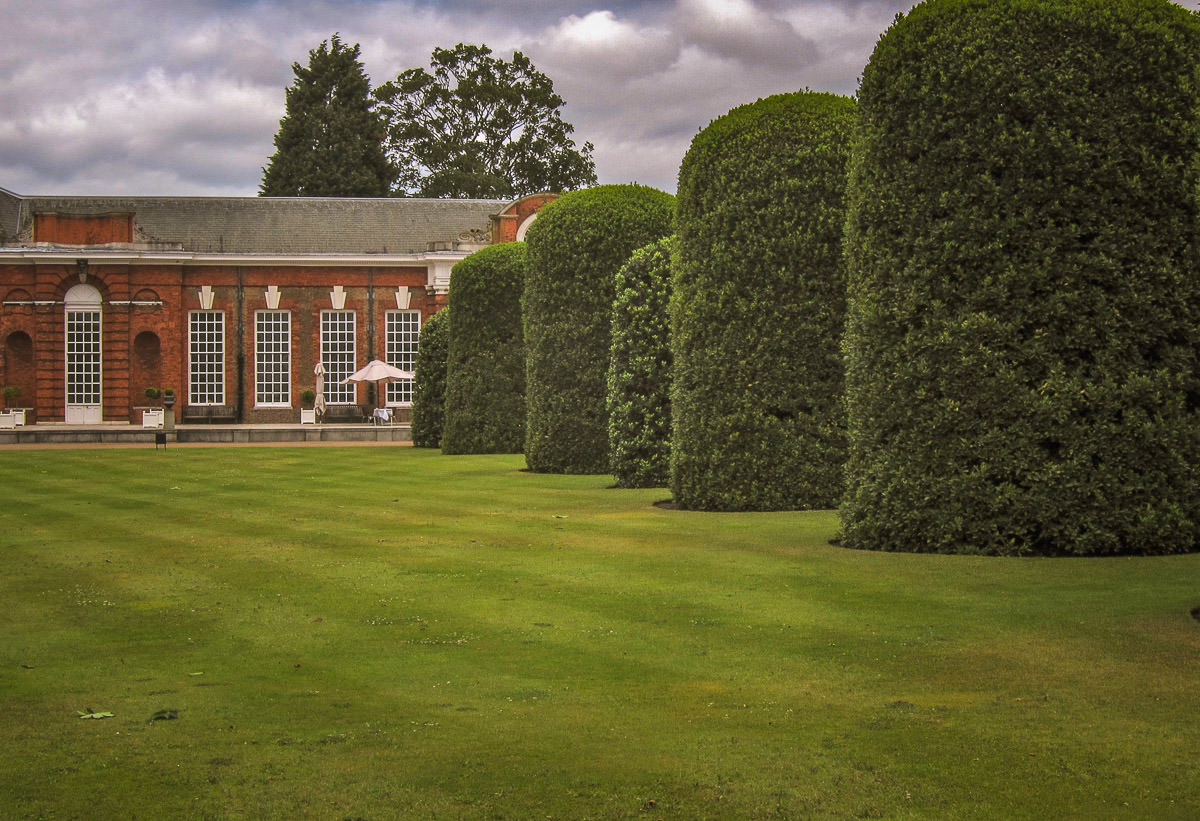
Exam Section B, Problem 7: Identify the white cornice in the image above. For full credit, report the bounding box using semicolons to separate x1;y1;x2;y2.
0;248;472;268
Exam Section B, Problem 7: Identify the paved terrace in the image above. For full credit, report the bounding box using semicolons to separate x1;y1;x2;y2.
0;422;412;448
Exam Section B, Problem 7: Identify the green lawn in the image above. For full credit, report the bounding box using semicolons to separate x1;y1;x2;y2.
1;447;1197;819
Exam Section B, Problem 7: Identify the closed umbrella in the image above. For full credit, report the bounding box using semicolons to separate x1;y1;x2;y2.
314;362;326;423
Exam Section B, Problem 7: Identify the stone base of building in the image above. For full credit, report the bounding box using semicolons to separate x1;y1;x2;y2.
0;423;411;446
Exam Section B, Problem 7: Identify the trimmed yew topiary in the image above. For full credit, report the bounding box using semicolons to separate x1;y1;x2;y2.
410;307;450;448
671;91;857;511
523;184;676;474
608;237;675;488
842;0;1200;555
442;242;528;454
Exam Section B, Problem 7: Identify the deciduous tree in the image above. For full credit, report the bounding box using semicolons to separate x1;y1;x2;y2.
375;44;596;199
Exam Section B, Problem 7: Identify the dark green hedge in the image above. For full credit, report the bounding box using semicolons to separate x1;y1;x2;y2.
842;0;1200;555
608;237;675;488
671;91;857;511
410;307;450;448
523;184;676;474
442;242;528;454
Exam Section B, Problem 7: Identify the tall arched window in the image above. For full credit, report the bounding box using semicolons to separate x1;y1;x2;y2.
64;283;103;424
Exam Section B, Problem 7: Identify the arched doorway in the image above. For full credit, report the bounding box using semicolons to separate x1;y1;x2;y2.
64;283;103;424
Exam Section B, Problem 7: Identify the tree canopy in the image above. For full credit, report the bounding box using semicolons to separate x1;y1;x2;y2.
374;44;597;199
260;34;392;197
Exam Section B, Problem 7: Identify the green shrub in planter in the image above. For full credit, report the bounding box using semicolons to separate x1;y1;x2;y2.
443;243;528;454
841;0;1200;555
411;308;450;449
608;237;675;488
671;91;857;511
523;184;675;474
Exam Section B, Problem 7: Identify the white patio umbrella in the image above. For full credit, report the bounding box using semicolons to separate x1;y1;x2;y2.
340;359;414;384
341;360;414;423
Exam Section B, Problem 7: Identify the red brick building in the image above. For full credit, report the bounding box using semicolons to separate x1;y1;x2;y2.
0;188;555;425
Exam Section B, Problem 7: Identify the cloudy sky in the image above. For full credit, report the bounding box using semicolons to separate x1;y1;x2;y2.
3;0;1198;198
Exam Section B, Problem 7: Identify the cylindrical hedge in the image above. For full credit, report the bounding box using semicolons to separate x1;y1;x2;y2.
671;92;857;511
442;242;528;454
523;184;676;474
608;237;675;488
410;307;450;448
842;0;1200;555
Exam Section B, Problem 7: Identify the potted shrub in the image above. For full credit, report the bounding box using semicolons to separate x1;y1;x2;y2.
300;389;316;408
162;388;176;409
2;385;20;409
144;386;162;404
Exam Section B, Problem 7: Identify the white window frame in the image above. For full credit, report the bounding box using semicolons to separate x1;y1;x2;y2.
321;310;357;405
254;310;291;407
65;308;102;406
385;310;420;406
189;310;225;406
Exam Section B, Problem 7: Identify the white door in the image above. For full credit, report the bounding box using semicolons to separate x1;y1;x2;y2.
65;284;103;424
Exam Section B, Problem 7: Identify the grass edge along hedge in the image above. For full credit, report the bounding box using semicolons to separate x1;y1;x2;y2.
671;91;857;511
443;242;528;454
523;184;676;474
607;236;675;488
410;306;450;448
841;0;1200;555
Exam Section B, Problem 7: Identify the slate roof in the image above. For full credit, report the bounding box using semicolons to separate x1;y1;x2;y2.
0;188;21;246
0;189;506;256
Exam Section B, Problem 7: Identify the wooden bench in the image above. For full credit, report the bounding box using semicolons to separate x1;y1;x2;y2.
181;405;237;424
321;405;370;424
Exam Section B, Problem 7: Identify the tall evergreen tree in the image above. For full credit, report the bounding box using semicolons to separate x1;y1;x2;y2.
260;34;393;197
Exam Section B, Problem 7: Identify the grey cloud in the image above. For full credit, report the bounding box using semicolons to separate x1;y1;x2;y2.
9;0;1195;197
674;0;820;70
528;10;680;83
0;0;890;196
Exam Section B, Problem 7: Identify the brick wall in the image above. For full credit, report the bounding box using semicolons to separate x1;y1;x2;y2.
0;261;440;423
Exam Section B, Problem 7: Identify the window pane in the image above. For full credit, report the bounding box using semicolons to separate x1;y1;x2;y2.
65;310;102;405
385;310;420;405
189;311;225;405
321;311;356;405
255;311;291;405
